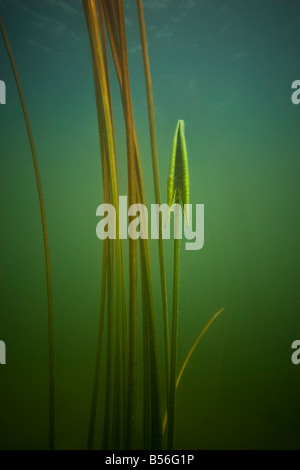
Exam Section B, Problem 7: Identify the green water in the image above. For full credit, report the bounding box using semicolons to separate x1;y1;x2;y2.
0;0;299;450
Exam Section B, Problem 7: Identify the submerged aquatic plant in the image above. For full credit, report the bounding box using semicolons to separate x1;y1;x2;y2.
167;119;189;450
1;0;225;451
162;307;225;435
167;120;190;225
136;0;170;411
83;0;163;449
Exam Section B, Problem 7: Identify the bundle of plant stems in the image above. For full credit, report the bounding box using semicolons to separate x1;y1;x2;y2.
83;0;168;450
0;0;225;451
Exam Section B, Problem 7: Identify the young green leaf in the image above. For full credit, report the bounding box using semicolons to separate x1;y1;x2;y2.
167;119;189;226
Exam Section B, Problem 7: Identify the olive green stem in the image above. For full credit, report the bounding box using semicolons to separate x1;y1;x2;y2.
103;238;115;449
168;235;180;450
113;0;138;448
83;0;126;449
139;238;163;449
87;238;108;450
136;0;170;403
140;247;151;449
162;307;225;435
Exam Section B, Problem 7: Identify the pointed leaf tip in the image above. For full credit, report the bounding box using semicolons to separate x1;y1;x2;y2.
167;119;189;226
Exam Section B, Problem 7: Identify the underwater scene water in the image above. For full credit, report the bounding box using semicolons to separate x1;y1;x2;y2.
0;0;299;450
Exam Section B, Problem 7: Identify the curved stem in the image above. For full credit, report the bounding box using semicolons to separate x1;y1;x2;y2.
162;307;225;435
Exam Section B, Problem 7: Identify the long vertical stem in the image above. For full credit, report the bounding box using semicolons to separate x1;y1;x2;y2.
114;0;138;448
140;262;151;449
0;16;54;450
86;4;113;447
87;238;108;449
103;237;115;449
139;239;163;449
102;3;163;447
136;1;170;401
84;0;163;450
83;0;126;448
168;235;180;450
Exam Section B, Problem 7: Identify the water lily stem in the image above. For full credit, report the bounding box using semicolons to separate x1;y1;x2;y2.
168;233;180;450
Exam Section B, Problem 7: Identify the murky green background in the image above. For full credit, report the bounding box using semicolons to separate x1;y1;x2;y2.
0;0;299;449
